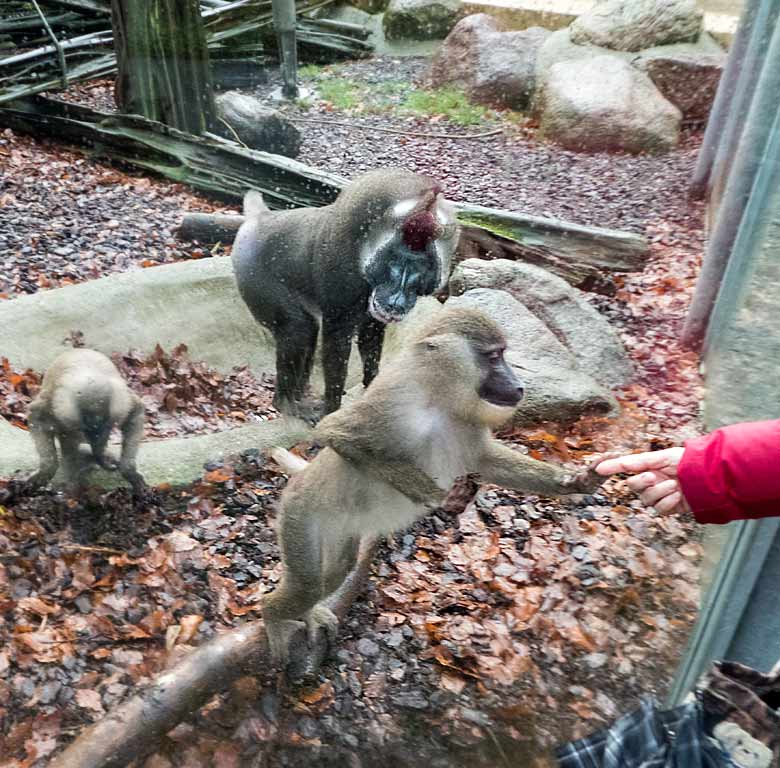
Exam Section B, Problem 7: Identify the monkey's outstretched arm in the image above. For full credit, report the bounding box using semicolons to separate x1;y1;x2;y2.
476;441;604;496
315;418;446;505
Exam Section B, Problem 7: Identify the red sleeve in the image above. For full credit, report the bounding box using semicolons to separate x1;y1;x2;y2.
678;419;780;525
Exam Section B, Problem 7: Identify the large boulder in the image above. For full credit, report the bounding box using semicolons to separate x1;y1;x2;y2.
535;27;625;88
429;14;550;110
215;92;301;157
537;55;681;153
570;0;703;52
383;0;464;41
449;259;633;387
632;36;726;122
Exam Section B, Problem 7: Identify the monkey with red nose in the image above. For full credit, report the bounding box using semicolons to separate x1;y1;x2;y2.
232;168;459;422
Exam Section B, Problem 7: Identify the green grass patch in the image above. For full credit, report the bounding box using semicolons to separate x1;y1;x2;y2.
297;63;324;78
400;87;490;126
317;78;361;110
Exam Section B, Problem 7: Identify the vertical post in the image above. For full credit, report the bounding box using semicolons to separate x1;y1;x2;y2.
681;18;780;350
669;42;780;705
706;0;780;212
272;0;298;100
689;0;759;201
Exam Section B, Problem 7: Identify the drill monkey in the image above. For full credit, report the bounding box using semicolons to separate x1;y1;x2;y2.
232;168;459;422
264;307;606;665
25;349;146;495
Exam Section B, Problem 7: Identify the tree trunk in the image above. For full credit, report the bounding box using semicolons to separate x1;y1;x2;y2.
110;0;216;135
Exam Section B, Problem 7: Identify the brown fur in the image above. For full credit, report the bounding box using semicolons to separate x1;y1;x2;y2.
262;307;604;665
26;349;146;494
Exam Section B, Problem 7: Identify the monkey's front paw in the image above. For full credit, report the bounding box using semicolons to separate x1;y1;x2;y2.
265;618;307;667
305;604;339;646
568;466;605;494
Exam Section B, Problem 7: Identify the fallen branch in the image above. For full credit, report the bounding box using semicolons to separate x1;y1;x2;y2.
0;96;647;289
50;540;378;768
0;95;345;207
177;208;647;292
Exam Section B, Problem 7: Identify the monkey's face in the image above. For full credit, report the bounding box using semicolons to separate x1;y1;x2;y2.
362;191;458;325
477;343;525;409
418;326;524;427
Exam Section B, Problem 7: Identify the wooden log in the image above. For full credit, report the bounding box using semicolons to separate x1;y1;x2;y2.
110;0;217;135
50;540;377;768
0;95;345;207
177;208;648;291
0;96;647;288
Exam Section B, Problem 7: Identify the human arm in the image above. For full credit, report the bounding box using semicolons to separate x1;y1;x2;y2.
595;420;780;524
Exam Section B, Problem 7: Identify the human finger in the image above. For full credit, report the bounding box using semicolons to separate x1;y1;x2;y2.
640;479;680;507
626;471;667;492
655;491;683;515
595;448;683;476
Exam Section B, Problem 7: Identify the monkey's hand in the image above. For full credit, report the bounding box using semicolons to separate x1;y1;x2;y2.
564;454;619;494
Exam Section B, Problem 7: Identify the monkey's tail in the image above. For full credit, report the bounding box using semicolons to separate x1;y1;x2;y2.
243;189;270;219
269;447;309;475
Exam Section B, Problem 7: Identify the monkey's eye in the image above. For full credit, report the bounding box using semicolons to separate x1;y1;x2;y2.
485;350;503;364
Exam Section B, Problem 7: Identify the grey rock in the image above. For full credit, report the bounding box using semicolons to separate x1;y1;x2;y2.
429;14;550;110
450;259;633;386
383;0;464;41
357;638;380;657
585;652;608;669
570;0;703;52
215;92;301;157
632;35;725;122
538;55;681;154
446;289;617;426
392;690;429;709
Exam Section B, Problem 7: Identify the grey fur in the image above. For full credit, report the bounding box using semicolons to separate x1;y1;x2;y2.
231;168;459;421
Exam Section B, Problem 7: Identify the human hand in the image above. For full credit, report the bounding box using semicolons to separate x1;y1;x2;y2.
594;447;690;515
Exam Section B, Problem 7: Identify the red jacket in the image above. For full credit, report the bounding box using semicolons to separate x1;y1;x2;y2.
678;419;780;525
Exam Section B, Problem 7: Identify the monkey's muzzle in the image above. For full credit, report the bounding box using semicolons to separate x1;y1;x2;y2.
367;291;407;325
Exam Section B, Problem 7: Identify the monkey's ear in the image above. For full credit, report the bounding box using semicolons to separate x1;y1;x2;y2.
243;189;269;218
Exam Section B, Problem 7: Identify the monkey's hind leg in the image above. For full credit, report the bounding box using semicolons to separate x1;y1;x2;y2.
272;309;321;423
262;507;326;666
304;535;359;647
